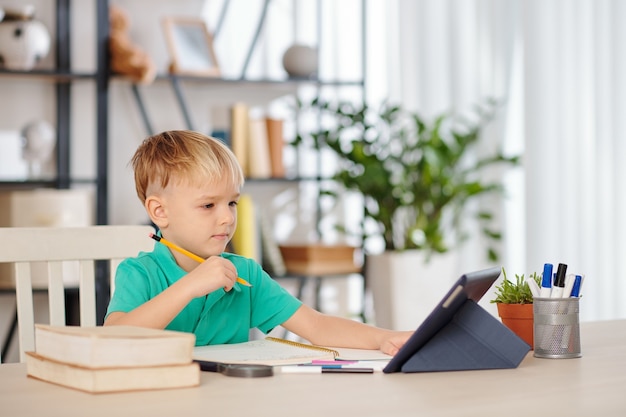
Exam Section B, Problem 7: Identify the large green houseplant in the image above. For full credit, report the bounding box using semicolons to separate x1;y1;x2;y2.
297;98;520;262
295;98;520;329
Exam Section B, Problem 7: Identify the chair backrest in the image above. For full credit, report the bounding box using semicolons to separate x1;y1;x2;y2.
0;225;155;362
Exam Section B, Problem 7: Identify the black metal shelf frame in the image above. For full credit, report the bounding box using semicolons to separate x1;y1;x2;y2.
0;0;110;225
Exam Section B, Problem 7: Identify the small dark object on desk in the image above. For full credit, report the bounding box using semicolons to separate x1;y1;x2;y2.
194;360;274;378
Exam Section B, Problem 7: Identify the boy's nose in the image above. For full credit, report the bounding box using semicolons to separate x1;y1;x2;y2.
221;209;235;225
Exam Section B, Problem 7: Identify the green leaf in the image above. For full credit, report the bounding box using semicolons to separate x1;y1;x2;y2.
490;268;541;304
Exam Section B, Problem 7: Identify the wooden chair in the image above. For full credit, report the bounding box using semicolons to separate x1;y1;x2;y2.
0;225;155;362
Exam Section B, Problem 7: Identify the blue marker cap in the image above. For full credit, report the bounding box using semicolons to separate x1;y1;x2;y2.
541;263;553;289
570;275;582;297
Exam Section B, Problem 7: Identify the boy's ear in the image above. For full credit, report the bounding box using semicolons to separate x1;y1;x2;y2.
145;195;168;228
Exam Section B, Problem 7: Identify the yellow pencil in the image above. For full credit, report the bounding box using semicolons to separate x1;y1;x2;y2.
149;233;252;287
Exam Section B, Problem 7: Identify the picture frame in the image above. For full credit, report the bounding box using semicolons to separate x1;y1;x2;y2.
162;17;220;77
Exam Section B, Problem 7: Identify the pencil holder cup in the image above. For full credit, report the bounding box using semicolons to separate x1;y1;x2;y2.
533;297;581;359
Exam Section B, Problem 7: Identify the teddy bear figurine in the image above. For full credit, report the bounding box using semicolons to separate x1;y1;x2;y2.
109;4;156;84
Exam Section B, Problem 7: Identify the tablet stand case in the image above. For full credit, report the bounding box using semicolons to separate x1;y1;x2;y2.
400;300;531;372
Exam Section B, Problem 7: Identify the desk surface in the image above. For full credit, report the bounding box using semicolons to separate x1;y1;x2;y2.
1;320;625;417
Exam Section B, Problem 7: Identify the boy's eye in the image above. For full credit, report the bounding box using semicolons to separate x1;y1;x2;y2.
229;201;238;207
203;203;214;209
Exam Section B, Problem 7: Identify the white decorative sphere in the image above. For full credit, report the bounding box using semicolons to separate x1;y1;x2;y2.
282;44;318;78
22;119;55;166
0;19;51;70
21;120;56;179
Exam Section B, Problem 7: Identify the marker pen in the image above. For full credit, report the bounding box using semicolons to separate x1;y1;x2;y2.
561;273;582;349
525;276;540;298
279;366;374;374
562;274;576;298
311;360;357;365
570;275;583;297
580;275;585;294
539;263;553;297
550;263;568;298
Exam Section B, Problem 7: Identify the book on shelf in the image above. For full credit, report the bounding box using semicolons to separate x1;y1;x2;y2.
265;117;285;178
247;117;273;179
259;209;287;276
230;102;250;176
210;129;230;148
33;324;196;368
192;337;392;366
229;102;286;179
25;352;200;394
229;194;261;262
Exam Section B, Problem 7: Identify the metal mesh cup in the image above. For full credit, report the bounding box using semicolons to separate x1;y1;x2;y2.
533;297;582;359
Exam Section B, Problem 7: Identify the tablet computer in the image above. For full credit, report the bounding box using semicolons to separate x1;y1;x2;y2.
383;266;502;373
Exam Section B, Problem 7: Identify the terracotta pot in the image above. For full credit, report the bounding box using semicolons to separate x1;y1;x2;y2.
496;303;534;349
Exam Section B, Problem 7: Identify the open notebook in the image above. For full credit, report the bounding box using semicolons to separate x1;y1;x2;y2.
192;337;392;366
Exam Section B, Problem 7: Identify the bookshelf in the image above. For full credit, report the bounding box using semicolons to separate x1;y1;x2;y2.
0;0;367;325
0;0;110;225
0;0;112;337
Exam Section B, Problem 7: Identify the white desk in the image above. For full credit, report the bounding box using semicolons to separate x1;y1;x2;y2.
1;320;625;417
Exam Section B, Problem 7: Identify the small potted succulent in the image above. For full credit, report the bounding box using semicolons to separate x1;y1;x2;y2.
491;268;541;349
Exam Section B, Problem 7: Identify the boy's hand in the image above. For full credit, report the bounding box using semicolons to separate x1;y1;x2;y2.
379;331;413;356
185;256;238;297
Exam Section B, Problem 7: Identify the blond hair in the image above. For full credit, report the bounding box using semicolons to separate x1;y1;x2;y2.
131;130;244;202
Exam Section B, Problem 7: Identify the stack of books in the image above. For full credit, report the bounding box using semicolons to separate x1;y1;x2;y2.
229;102;286;179
25;324;200;393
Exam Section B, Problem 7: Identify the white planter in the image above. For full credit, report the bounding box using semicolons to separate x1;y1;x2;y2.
367;250;459;331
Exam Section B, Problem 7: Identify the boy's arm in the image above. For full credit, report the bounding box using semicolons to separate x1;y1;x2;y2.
281;304;412;356
104;277;196;329
105;255;238;329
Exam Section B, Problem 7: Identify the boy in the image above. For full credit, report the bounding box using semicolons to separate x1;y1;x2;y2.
105;130;412;355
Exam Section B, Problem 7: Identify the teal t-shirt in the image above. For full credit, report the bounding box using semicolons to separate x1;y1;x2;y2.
105;242;302;346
